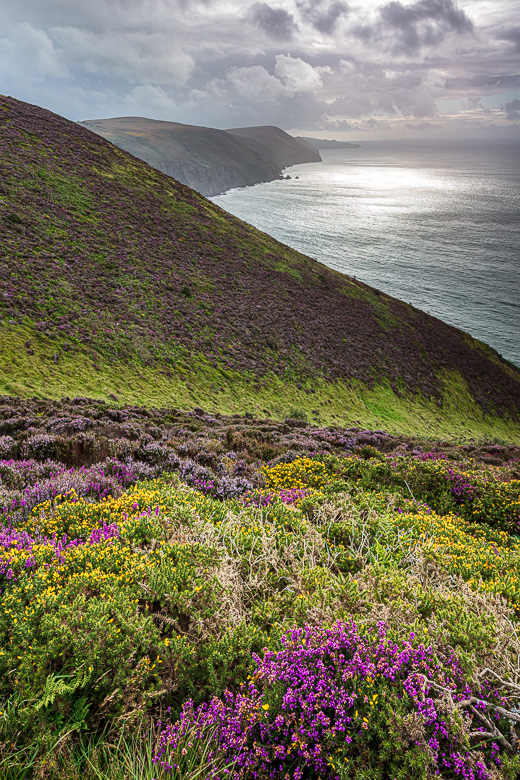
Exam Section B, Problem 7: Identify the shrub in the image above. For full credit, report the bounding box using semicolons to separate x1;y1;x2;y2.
154;621;520;780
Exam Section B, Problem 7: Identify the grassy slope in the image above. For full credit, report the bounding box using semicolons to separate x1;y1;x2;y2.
2;323;517;442
1;94;520;442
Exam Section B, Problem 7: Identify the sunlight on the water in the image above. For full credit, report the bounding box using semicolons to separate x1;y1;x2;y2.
347;166;449;191
212;143;520;368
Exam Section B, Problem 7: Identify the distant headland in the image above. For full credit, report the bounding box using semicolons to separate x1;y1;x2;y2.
296;136;361;150
79;118;323;196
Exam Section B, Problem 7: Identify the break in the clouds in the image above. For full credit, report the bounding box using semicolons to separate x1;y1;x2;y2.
1;0;519;138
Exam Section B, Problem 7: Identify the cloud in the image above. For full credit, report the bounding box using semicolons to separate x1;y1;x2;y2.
249;3;297;40
124;85;178;115
228;65;285;100
53;27;194;85
340;58;356;73
274;54;323;92
404;120;435;129
421;70;446;90
382;0;472;34
383;68;413;80
0;22;68;82
297;0;349;35
359;0;474;55
467;98;493;117
503;97;520;121
496;26;520;53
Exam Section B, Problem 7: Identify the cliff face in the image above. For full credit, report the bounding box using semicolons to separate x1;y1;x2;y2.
80;117;320;195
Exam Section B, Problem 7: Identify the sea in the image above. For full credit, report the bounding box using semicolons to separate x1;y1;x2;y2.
212;140;520;370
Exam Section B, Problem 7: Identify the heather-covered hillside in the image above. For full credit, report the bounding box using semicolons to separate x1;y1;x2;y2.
1;95;520;440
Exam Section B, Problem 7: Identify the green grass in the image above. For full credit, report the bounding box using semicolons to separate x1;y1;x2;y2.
2;321;519;443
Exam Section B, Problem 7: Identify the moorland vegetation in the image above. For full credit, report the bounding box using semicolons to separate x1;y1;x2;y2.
1;95;520;440
1;397;520;778
2;95;520;779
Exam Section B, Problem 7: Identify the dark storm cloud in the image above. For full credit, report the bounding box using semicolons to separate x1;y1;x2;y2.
355;0;473;55
249;3;298;40
297;0;349;35
381;0;472;35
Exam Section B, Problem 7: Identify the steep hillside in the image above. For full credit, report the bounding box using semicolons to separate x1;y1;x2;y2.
2;94;520;441
79;117;319;196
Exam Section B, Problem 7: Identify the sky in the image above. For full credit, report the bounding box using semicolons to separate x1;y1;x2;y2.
1;0;520;139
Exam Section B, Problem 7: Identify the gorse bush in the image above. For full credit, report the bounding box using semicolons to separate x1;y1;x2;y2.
1;413;520;778
322;454;520;533
262;456;332;491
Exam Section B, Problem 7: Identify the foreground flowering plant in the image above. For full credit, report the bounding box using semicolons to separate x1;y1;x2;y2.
153;621;519;780
241;487;317;507
0;519;120;584
1;407;520;777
